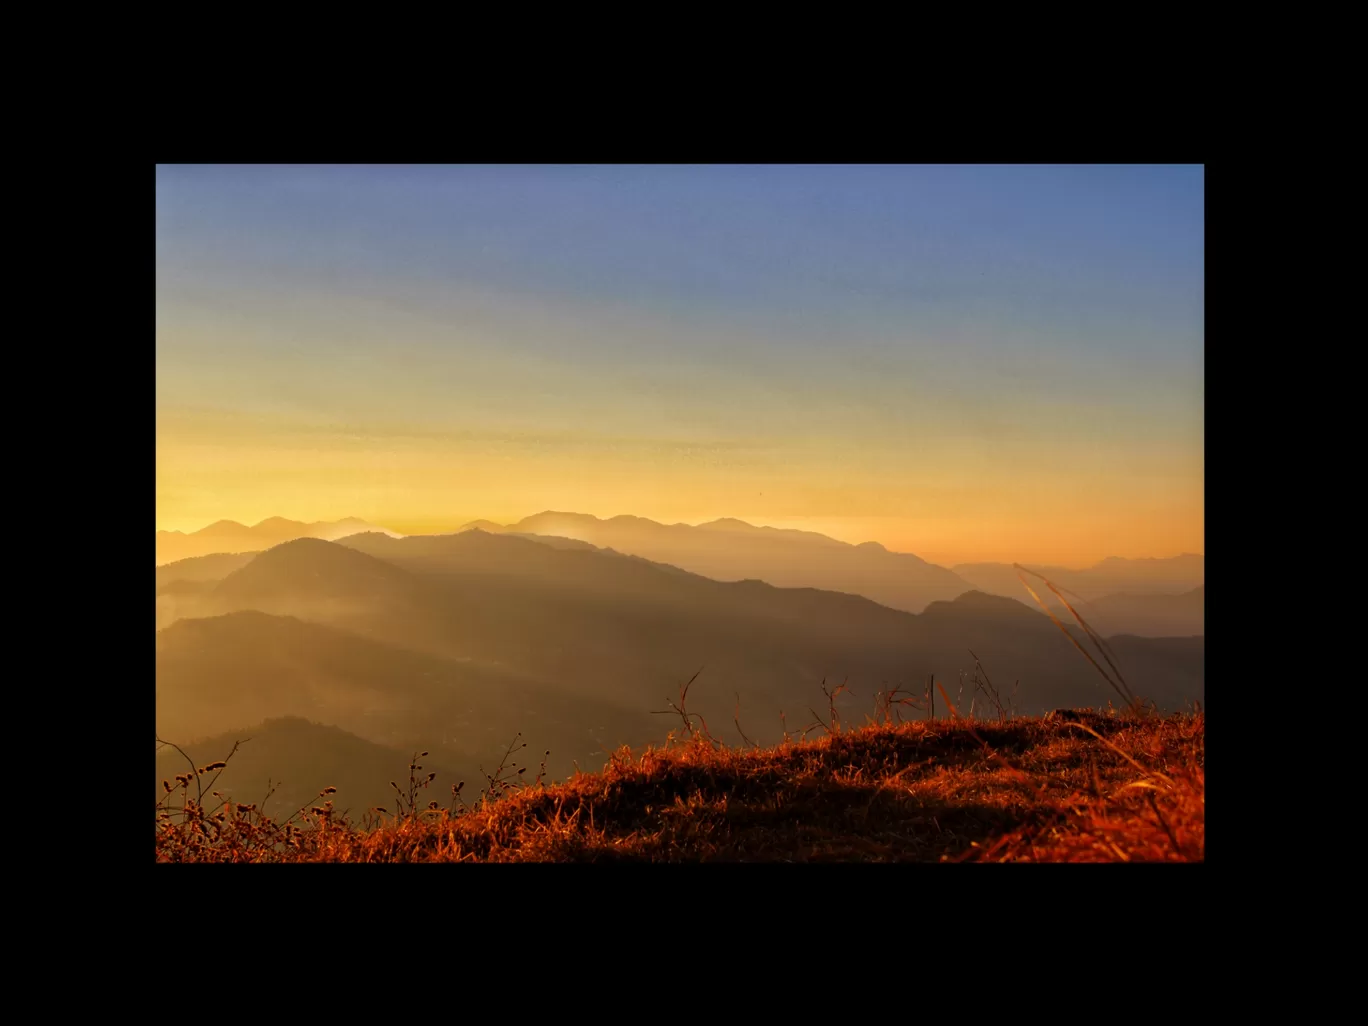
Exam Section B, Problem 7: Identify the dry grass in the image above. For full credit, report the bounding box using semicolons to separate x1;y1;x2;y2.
155;709;1203;863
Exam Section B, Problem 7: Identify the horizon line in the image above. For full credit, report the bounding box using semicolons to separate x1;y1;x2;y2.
154;511;1204;569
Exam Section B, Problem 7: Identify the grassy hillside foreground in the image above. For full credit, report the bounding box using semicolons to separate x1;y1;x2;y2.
156;708;1203;863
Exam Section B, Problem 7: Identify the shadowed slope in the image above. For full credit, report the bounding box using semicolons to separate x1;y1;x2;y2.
156;610;654;777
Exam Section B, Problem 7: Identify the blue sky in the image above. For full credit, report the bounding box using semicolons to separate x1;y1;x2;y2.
155;164;1203;565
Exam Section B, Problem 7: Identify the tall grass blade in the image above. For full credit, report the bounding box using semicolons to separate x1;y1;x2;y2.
1013;569;1137;710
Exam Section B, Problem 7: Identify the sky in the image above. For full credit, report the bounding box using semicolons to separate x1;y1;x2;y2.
155;164;1203;567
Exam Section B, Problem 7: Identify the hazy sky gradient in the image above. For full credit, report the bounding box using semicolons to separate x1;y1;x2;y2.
156;165;1203;566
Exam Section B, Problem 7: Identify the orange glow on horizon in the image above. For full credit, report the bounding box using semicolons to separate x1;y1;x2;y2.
155;499;1203;570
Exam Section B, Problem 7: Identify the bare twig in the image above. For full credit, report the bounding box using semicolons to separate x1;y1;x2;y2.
652;667;714;742
734;693;759;748
967;651;1007;723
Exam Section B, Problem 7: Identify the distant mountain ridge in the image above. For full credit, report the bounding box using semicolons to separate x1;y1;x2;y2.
457;511;970;614
155;516;399;565
156;512;1204;634
454;512;1204;626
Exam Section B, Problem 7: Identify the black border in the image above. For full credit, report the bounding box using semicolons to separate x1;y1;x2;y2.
75;158;1216;939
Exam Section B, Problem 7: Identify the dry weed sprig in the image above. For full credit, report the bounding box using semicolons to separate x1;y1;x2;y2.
477;734;531;806
967;651;1013;722
650;667;721;747
872;683;924;725
733;693;760;749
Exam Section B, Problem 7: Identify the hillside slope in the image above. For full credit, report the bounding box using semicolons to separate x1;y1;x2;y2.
156;551;259;589
156;610;655;776
156;712;1204;863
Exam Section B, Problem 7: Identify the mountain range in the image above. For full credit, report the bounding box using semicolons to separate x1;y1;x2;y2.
452;512;1203;635
155;512;1204;635
463;512;977;614
155;517;397;565
156;529;1204;797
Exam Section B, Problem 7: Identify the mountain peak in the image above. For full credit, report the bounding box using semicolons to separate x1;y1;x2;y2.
697;517;753;531
252;516;310;533
512;511;609;534
216;537;414;597
250;537;339;558
919;589;1041;622
196;520;251;537
459;519;509;532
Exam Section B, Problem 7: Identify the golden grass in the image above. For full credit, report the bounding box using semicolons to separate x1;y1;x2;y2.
155;711;1203;863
